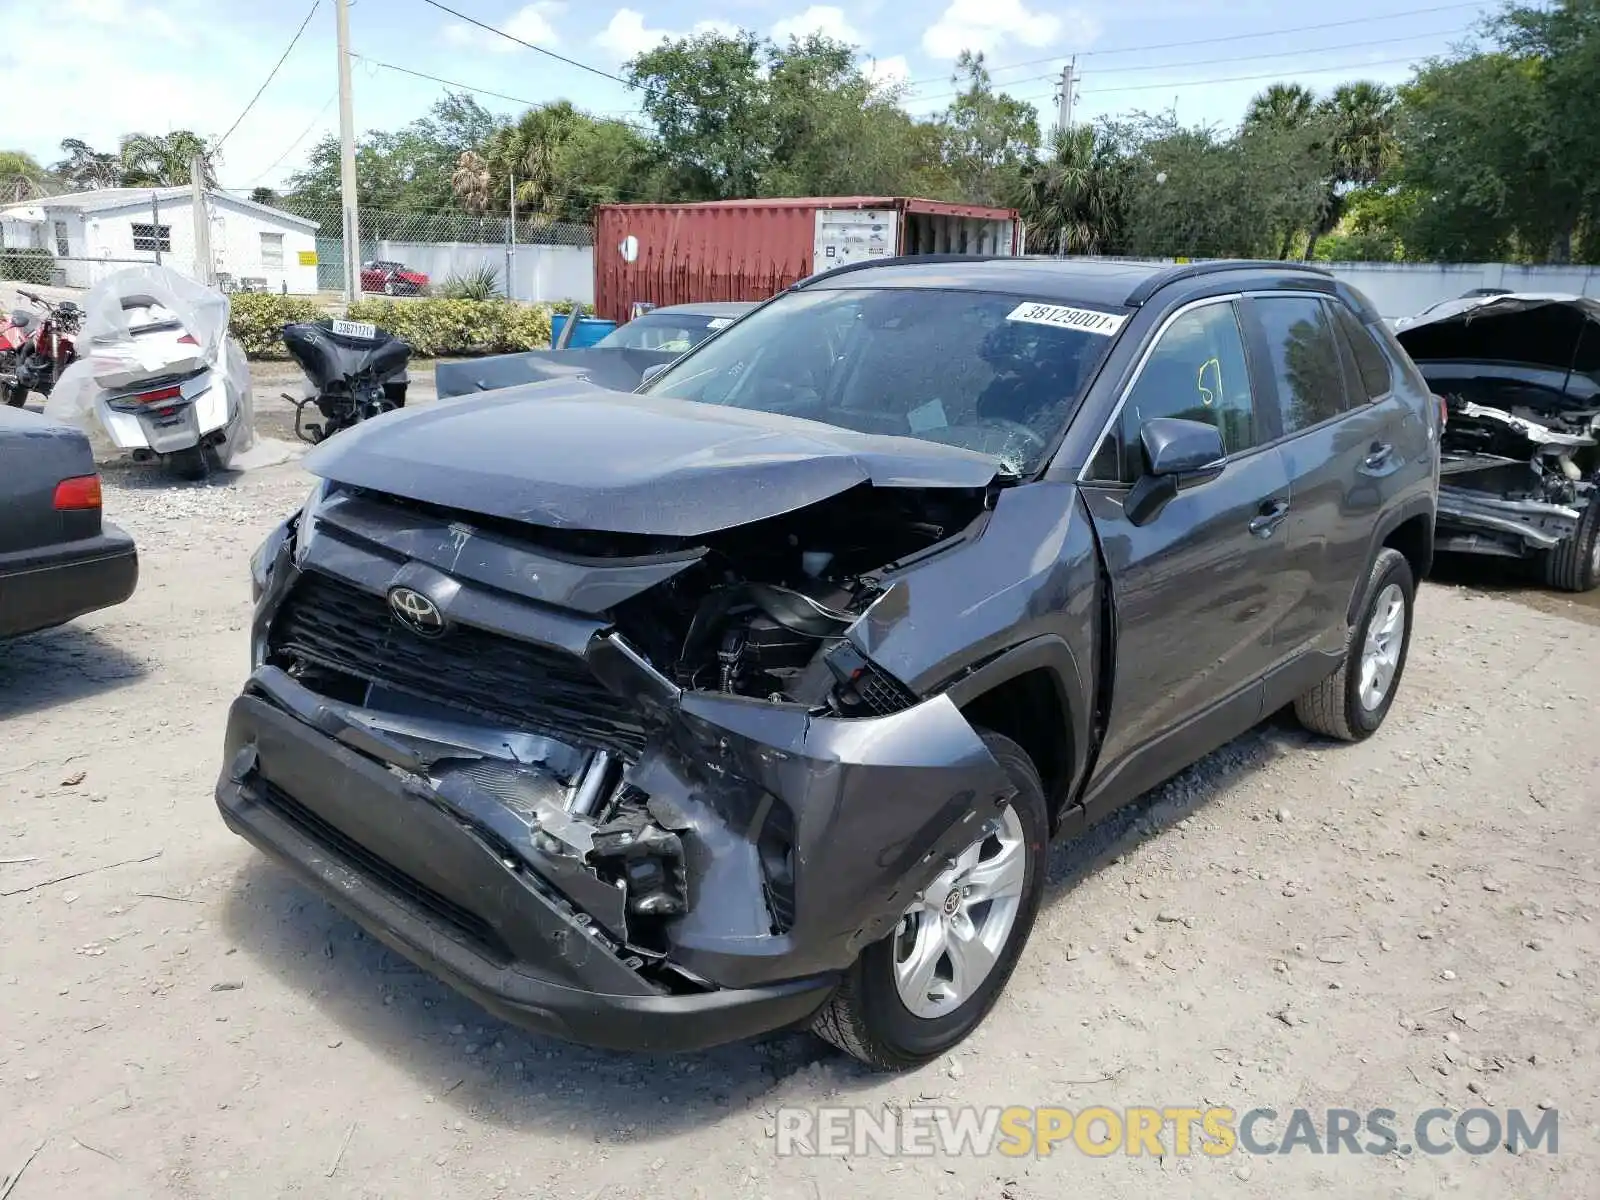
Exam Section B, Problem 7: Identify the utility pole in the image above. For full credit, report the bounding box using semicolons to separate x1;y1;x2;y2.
189;156;211;283
150;191;162;266
1056;58;1076;135
507;170;516;302
335;0;360;303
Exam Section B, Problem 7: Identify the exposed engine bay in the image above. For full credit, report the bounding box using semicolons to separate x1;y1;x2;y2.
1395;293;1600;569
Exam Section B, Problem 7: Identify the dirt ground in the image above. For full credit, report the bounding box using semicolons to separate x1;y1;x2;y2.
3;367;1598;1198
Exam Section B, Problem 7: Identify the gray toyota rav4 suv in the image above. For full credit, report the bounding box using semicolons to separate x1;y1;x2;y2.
219;257;1439;1069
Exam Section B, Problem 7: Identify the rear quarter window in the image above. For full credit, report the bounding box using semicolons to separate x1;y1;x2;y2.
1332;303;1395;400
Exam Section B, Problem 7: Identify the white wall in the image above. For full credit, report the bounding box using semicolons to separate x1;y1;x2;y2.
373;240;593;305
1321;262;1600;319
209;196;320;294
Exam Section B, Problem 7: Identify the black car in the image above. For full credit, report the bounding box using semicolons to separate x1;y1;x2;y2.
433;302;758;398
1;406;138;638
217;257;1438;1068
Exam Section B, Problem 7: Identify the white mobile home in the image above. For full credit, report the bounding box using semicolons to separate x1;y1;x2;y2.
1;188;320;293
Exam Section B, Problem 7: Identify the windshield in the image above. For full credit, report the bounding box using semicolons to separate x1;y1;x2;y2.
596;311;733;352
639;287;1119;474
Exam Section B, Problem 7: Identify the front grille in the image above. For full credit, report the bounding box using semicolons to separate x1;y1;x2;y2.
269;570;648;756
854;661;919;716
253;777;511;964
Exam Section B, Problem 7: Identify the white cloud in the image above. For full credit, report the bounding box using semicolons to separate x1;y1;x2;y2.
922;0;1098;60
594;8;740;61
443;2;564;52
863;54;910;88
771;5;862;46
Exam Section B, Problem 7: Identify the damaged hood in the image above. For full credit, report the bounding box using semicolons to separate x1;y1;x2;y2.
434;348;679;398
1396;293;1600;375
304;379;1001;537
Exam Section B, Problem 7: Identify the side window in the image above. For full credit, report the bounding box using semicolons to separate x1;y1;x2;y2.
1331;303;1394;401
1254;296;1350;435
1111;302;1257;481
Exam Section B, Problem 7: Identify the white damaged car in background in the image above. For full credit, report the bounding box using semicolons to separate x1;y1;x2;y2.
1394;292;1600;592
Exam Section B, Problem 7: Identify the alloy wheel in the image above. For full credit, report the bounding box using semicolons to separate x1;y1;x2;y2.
1358;582;1406;711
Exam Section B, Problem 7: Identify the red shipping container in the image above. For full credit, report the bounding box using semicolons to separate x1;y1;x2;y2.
592;196;1024;324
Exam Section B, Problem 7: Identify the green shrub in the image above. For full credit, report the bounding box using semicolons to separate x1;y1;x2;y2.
346;298;553;356
437;265;503;300
550;299;595;316
0;248;55;285
228;293;328;357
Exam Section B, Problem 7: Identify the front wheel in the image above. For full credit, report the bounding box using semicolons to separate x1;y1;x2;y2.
1294;547;1415;741
812;731;1048;1070
1541;501;1600;593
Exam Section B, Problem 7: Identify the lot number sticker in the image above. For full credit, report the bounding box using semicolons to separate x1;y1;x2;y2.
1007;302;1126;336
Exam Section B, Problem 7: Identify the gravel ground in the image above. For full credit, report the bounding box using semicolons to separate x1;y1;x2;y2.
3;451;1598;1199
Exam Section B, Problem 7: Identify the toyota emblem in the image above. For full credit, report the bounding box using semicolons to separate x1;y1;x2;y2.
387;586;444;636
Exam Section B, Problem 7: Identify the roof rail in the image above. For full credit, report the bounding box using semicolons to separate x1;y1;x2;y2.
792;253;1010;289
1123;259;1334;306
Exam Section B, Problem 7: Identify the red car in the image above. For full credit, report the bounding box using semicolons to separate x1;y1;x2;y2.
359;260;428;296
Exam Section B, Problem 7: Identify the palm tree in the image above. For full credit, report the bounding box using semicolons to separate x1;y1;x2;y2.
486;102;582;220
1245;83;1318;131
1015;125;1125;255
119;131;216;188
450;150;491;214
0;150;56;202
52;138;122;190
1304;82;1400;259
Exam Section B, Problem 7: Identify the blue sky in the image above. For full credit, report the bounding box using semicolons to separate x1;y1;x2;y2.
2;0;1497;192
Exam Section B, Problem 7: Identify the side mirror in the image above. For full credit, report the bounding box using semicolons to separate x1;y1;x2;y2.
1142;416;1226;476
1125;416;1226;526
639;362;670;388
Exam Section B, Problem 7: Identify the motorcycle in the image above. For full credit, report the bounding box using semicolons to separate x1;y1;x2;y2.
42;266;254;481
1;289;83;406
281;318;411;444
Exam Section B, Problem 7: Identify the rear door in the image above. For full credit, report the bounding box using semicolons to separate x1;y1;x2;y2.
1078;297;1294;798
1244;294;1413;659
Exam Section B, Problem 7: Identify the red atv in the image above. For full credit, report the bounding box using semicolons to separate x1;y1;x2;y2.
1;289;83;407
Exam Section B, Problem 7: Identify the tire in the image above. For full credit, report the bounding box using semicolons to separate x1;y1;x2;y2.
4;383;26;408
384;279;396;296
811;731;1049;1070
1294;547;1415;742
1540;501;1600;593
166;446;210;482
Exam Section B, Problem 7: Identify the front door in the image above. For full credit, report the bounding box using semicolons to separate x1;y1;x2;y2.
1077;297;1294;808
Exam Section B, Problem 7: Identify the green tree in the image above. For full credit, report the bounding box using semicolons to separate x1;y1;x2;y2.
1245;82;1318;131
627;30;772;199
52;138;122;190
119;131;216;187
939;52;1040;207
1013;124;1127;254
0;150;56;202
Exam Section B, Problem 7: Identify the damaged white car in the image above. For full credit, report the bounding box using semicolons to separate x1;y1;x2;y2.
1395;293;1600;591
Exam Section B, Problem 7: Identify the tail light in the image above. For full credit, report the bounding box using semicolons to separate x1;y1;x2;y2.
1433;393;1449;428
133;385;183;404
54;473;102;510
177;333;199;345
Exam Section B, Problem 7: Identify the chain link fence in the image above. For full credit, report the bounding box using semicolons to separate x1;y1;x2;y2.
260;200;594;300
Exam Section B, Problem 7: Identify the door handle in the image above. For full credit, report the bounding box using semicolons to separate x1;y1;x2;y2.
1249;499;1290;538
1363;442;1394;470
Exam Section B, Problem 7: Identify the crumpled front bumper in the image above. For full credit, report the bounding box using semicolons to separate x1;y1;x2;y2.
219;542;1016;1050
1436;484;1585;557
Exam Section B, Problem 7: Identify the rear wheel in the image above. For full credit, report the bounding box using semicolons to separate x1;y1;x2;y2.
1294;548;1415;741
812;731;1048;1070
1541;501;1600;593
166;446;211;481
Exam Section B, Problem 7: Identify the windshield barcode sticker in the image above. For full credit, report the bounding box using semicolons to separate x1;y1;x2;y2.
1006;302;1126;336
332;320;377;340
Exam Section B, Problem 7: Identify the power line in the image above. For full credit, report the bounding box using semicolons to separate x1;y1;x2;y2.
215;1;323;153
906;26;1473;106
415;0;637;91
250;92;338;184
350;54;653;134
901;0;1490;87
1069;53;1443;99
